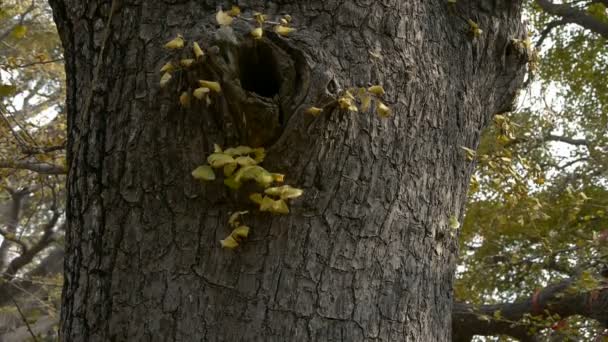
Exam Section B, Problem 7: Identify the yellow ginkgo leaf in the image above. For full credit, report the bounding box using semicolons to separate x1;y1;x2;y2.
193;87;210;100
234;166;273;188
259;196;290;214
229;211;248;227
368;85;385;96
283;14;292;23
193;42;204;60
253;12;266;25
273;199;290;214
207;153;236;168
220;235;239;249
179;91;191;108
338;91;358;111
376;101;391;117
251;27;263;39
216;10;234;26
449;216;460;229
214;144;223;153
160;72;172;88
224;146;253;156
338;97;353;110
164;34;185;49
274;25;295;36
271;173;285;183
191;165;215;181
180;59;195;68
358;90;372;111
460;146;476;161
259;195;275;212
250;193;264;205
253;148;265;163
468;19;483;37
223;162;237;177
224;177;241;190
232;225;250;239
235;156;258;166
265;185;304;199
305;107;323;116
198;80;222;93
160;62;174;73
228;5;241;17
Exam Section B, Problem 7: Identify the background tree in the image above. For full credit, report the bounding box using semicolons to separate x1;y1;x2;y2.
454;0;608;340
0;0;66;340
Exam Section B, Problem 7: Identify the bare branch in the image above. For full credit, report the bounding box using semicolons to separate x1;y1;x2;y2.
536;20;567;48
1;58;64;69
546;134;589;147
0;160;67;175
0;188;31;268
3;212;61;280
0;247;63;307
10;297;40;342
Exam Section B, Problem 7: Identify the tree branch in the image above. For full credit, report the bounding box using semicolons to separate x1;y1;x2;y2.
10;297;40;342
453;277;608;341
0;246;63;307
0;160;66;175
546;134;589;147
3;213;61;280
535;0;608;39
0;188;31;268
536;20;567;48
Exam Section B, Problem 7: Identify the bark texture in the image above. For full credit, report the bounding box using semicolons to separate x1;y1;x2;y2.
49;0;527;341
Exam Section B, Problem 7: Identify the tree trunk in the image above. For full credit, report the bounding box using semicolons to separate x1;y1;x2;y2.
48;1;527;340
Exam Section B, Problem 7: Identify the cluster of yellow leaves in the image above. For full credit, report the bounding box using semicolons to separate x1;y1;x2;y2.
192;144;304;248
493;114;516;144
215;6;296;40
160;34;223;107
307;85;391;118
220;211;251;249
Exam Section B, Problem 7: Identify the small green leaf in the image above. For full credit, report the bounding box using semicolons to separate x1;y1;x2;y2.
192;165;215;181
265;185;303;199
207;153;236;168
224;177;241;190
232;225;250;239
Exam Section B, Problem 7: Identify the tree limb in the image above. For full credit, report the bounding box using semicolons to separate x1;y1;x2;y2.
3;213;61;280
0;160;66;175
10;297;40;342
452;277;608;341
0;247;63;307
536;20;567;48
0;188;30;268
535;0;608;39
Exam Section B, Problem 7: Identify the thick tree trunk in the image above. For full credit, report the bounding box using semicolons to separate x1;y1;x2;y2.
49;0;527;341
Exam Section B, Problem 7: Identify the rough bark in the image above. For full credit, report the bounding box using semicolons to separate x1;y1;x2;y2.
48;0;527;341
